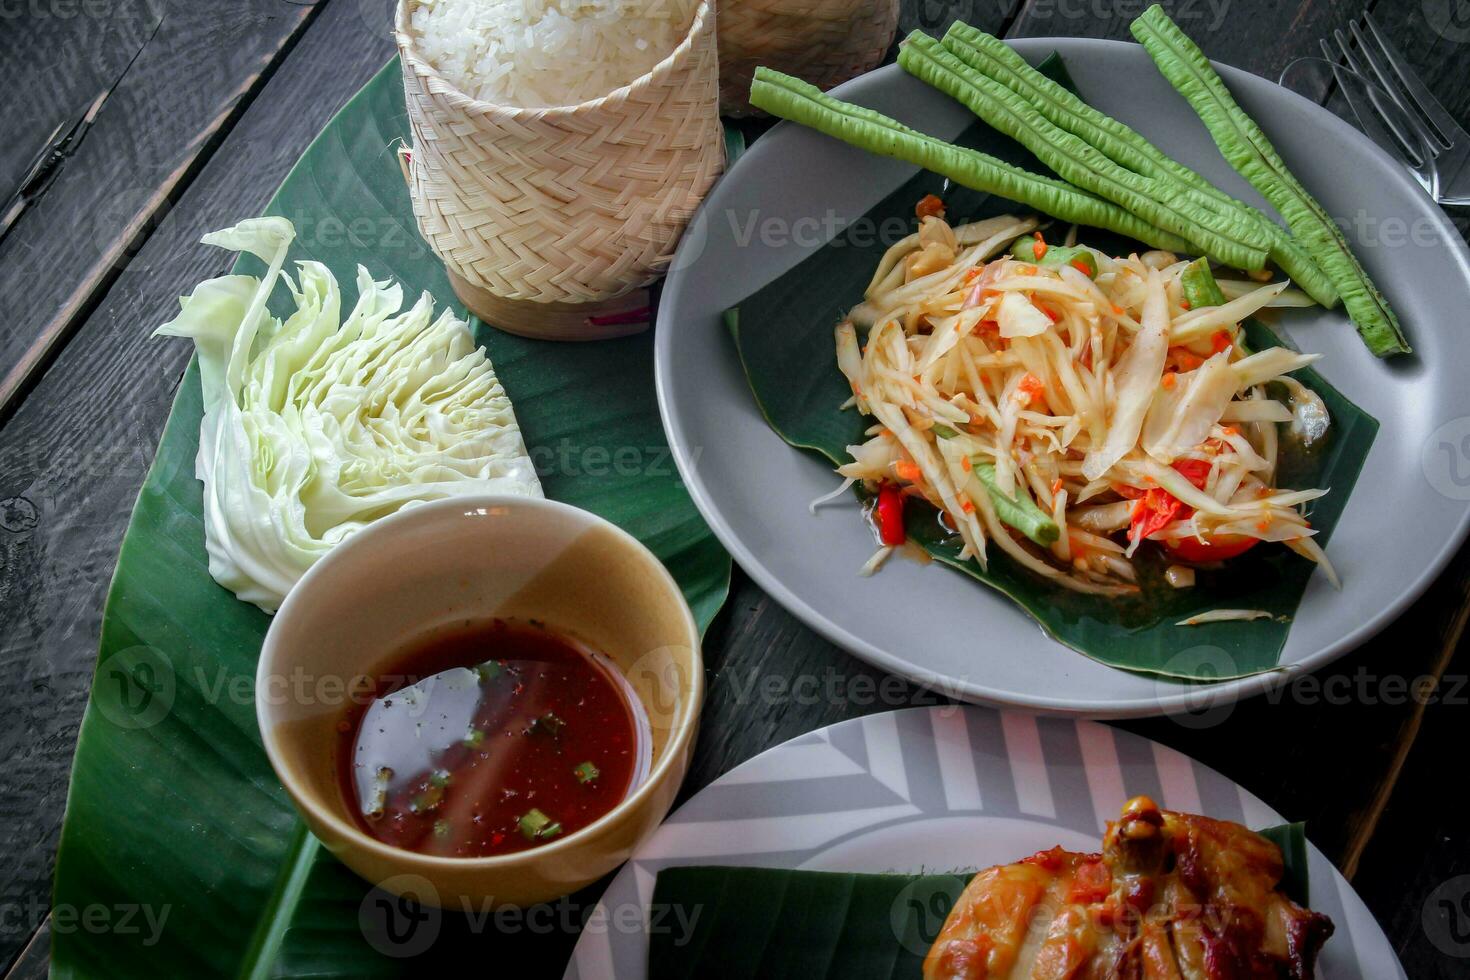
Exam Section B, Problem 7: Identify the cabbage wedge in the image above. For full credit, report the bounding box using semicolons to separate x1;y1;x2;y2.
155;216;541;612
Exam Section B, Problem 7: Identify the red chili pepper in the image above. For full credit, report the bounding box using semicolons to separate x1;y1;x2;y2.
1147;458;1261;560
1128;459;1214;542
1070;257;1091;274
1210;329;1233;354
915;194;946;220
875;483;906;546
1130;488;1183;542
1032;233;1048;260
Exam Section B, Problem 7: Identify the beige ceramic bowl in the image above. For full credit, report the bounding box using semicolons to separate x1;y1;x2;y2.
257;495;703;908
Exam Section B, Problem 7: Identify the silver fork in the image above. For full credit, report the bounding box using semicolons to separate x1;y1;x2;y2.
1322;12;1470;206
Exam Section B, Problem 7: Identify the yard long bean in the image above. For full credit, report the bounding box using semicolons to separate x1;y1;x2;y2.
1131;4;1408;355
748;67;1194;253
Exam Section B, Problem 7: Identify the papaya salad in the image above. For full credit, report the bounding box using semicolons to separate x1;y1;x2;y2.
828;198;1337;598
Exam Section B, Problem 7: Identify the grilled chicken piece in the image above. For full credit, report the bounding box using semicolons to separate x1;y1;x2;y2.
925;796;1333;980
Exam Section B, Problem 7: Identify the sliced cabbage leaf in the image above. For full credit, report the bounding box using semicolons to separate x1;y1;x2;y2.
996;290;1050;338
155;217;542;612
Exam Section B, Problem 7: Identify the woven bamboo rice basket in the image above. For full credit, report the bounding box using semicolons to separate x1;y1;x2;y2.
718;0;900;117
394;0;724;340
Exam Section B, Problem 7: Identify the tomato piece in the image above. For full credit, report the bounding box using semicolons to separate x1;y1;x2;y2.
875;483;906;546
1172;458;1212;490
1164;534;1259;562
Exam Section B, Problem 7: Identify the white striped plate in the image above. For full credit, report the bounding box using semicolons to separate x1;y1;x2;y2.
564;706;1401;978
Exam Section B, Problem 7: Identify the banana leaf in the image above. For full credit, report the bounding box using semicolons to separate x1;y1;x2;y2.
648;824;1310;979
49;59;731;977
725;54;1377;681
1257;821;1311;905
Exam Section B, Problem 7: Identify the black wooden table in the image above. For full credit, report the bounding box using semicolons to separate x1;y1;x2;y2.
2;1;1467;976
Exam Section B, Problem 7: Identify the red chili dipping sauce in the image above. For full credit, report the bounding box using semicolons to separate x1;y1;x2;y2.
336;618;647;857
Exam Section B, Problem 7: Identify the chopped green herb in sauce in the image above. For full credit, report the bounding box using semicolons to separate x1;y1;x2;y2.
518;808;563;841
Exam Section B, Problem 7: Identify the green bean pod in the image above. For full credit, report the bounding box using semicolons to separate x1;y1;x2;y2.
1010;235;1098;277
1180;256;1228;309
940;22;1338;308
898;32;1271;272
1131;4;1408;356
973;461;1060;546
747;68;1195;253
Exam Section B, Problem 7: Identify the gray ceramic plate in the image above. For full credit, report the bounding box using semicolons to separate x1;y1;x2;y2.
654;39;1470;717
563;706;1404;978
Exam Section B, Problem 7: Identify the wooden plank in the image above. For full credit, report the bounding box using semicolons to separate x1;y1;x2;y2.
1349;645;1470;980
1006;0;1368;84
1302;5;1470;975
681;573;935;803
0;2;400;971
1122;540;1470;863
707;2;1470;972
897;0;1030;39
3;0;1467;975
0;1;1023;971
995;8;1470;973
684;551;1470;870
0;0;328;419
0;0;158;195
1;919;46;980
